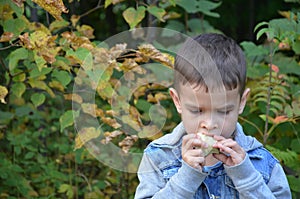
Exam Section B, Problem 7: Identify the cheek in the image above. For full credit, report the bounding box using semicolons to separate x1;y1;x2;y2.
220;113;239;137
181;112;199;134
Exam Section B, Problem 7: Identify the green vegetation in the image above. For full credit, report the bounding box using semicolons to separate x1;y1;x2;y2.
0;0;299;198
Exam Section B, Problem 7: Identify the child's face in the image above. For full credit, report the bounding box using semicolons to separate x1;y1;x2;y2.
170;83;249;138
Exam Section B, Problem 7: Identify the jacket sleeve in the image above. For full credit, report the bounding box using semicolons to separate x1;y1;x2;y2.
134;153;208;199
224;154;291;199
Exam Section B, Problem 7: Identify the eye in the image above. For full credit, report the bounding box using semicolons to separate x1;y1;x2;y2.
190;109;203;114
218;110;231;115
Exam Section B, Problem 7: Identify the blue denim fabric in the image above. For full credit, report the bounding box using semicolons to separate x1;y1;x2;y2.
135;123;292;199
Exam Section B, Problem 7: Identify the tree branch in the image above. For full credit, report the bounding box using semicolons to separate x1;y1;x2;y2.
80;0;103;19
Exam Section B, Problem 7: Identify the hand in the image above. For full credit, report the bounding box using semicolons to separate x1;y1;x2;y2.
212;135;246;167
182;134;208;171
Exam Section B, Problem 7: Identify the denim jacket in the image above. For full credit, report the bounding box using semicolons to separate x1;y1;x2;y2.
135;123;291;199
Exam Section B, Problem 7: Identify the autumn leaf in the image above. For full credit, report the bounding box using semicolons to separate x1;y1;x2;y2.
102;130;123;144
101;117;121;129
70;15;80;27
74;127;101;150
0;85;8;104
33;0;68;20
137;44;174;68
0;32;14;42
118;135;138;153
81;103;97;117
76;25;95;39
64;94;83;104
122;6;146;29
273;115;289;124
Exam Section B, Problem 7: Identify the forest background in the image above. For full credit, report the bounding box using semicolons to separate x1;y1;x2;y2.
0;0;300;198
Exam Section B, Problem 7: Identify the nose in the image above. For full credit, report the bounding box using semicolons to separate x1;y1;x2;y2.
200;115;217;131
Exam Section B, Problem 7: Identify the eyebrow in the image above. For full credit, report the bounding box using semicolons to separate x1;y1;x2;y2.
217;104;235;110
184;104;235;110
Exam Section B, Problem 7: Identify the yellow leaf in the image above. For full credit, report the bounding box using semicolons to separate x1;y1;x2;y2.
64;94;83;104
76;25;95;39
104;0;112;8
278;10;297;20
49;80;64;92
0;86;8;104
32;0;68;20
121;115;141;132
122;6;146;29
28;78;55;97
137;44;174;68
0;4;14;21
70;15;80;27
81;103;97;117
74;127;101;150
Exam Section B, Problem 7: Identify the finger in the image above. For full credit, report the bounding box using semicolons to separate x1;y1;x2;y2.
217;139;244;154
184;156;205;170
213;153;228;163
212;134;226;141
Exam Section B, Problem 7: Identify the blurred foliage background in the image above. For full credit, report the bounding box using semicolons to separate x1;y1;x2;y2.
0;0;299;198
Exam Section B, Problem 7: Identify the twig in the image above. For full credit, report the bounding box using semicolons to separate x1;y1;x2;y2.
0;41;20;51
80;0;103;18
263;42;274;145
238;116;263;137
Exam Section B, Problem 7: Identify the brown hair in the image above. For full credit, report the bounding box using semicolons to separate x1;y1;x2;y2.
174;33;246;97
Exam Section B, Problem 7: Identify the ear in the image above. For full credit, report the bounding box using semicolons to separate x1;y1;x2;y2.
238;88;250;114
169;88;182;114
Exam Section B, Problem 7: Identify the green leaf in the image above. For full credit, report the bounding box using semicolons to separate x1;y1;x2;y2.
254;21;268;32
147;6;166;22
175;0;221;17
49;19;69;32
256;27;269;40
240;41;269;57
287;175;300;193
15;106;32;117
290;139;300;153
163;20;185;36
34;50;47;71
52;69;71;87
31;93;46;107
135;99;152;113
11;82;26;98
104;0;112;8
8;48;29;71
66;47;93;70
60;110;79;132
3;18;27;38
58;184;74;199
292;40;300;54
122;6;146;29
0;111;14;124
24;152;35;159
8;0;24;17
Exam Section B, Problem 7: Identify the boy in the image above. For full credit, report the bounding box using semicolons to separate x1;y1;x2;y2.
134;33;291;198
